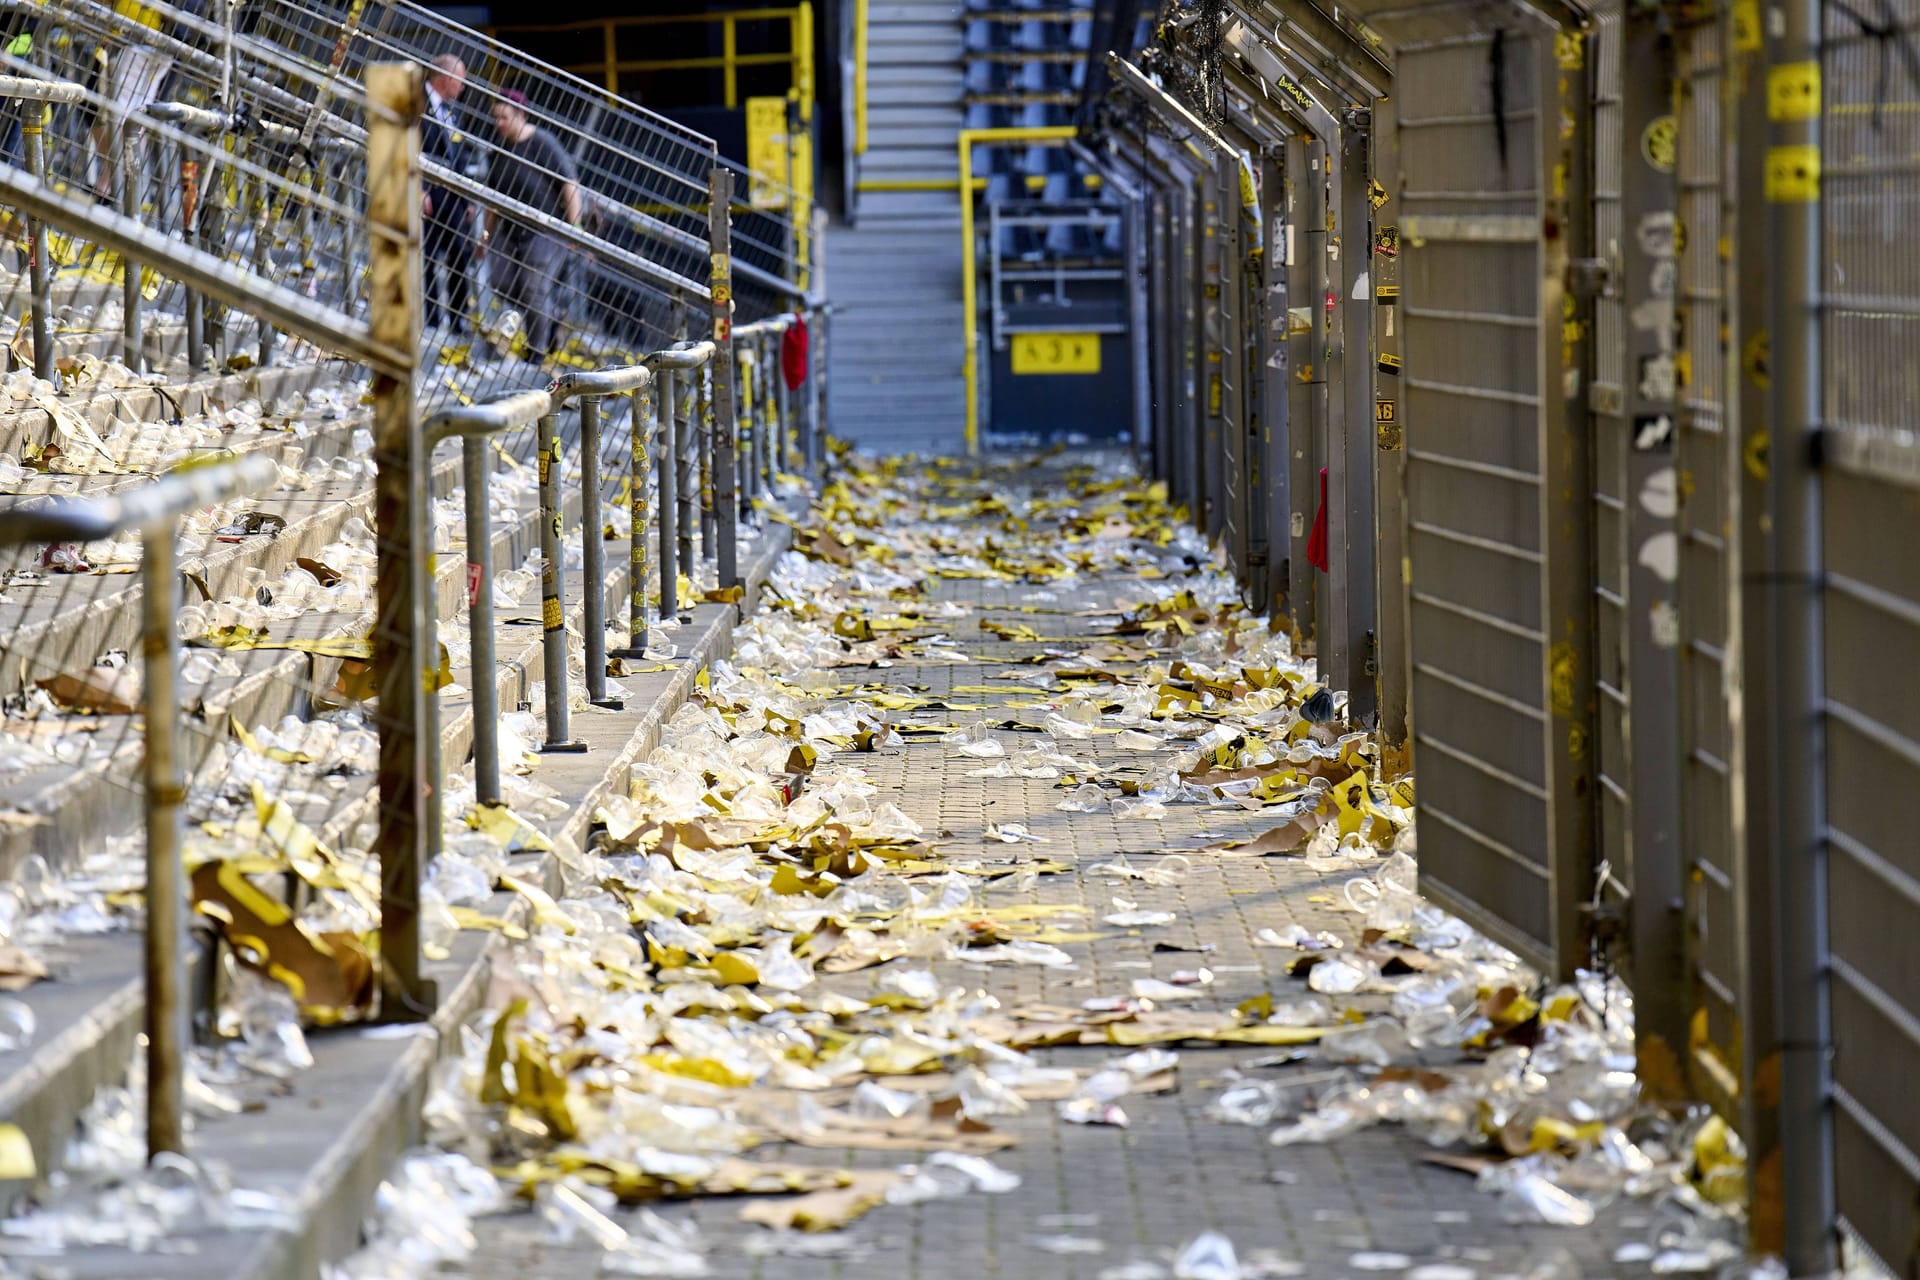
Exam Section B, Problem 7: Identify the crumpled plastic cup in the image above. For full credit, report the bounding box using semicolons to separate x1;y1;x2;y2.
1172;1230;1240;1280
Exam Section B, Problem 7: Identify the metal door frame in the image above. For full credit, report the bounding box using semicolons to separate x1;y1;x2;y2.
1223;20;1381;720
1386;3;1596;975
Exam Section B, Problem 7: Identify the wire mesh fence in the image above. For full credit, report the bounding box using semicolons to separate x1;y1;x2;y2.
235;0;807;317
0;0;761;413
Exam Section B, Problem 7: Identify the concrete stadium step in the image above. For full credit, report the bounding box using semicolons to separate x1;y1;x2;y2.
0;467;564;1202
0;362;342;454
0;511;797;1279
0;413;530;878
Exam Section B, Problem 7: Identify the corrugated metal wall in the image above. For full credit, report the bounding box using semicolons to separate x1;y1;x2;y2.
1397;15;1579;966
1820;0;1920;1263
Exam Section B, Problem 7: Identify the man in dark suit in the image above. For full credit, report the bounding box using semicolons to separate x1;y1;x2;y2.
421;55;473;333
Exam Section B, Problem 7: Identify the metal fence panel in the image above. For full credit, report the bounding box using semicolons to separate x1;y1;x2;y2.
1396;12;1589;969
1216;154;1249;578
1287;134;1324;652
1589;0;1634;927
1373;95;1409;754
1672;11;1746;1116
1821;0;1920;1263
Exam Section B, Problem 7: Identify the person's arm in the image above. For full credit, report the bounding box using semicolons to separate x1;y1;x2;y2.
563;181;581;227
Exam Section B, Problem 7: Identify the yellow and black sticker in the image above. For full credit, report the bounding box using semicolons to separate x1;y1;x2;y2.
1378;352;1402;376
1766;145;1820;201
1642;115;1678;173
1374;226;1399;256
1367;179;1388;210
1010;332;1100;375
1375;398;1397;424
1377;284;1400;303
1743;329;1770;390
1768;62;1820;121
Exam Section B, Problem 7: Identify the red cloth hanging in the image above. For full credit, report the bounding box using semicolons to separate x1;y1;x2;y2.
780;312;810;391
1306;466;1330;573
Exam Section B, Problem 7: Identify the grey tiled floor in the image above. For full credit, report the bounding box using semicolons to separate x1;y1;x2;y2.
453;481;1651;1280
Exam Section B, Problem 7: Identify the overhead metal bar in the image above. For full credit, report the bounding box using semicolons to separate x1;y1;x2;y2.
1224;0;1392;102
1105;54;1238;156
1221;21;1343;142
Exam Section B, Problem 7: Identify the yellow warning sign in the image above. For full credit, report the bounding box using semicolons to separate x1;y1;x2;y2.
745;96;791;211
1011;332;1101;375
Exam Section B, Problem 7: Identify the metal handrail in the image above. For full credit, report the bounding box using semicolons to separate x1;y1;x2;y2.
426;392;553;804
424;304;821;805
647;341;719;606
0;75;83;381
0;454;278;1164
0;74;85;103
548;366;654;714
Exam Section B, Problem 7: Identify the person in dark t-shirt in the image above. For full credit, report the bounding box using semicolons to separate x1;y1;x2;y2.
480;88;580;364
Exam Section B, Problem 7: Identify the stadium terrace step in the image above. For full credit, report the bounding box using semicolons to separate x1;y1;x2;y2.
0;508;796;1280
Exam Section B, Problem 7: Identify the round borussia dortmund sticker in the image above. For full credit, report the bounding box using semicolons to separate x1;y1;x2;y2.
1641;115;1677;173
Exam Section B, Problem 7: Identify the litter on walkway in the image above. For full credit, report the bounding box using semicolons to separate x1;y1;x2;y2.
313;452;1760;1278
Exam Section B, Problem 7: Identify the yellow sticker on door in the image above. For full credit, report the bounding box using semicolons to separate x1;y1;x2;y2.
1011;332;1100;375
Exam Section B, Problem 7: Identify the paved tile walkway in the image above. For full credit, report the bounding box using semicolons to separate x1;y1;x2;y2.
451;457;1651;1280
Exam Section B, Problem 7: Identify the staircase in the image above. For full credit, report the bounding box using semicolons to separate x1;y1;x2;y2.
826;0;968;455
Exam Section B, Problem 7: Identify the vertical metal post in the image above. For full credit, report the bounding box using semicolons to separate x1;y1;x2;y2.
1371;103;1408;757
141;523;186;1157
785;93;803;285
1618;7;1688;1088
678;338;698;578
181;142;205;374
121;125;143;373
366;62;435;1021
774;329;792;478
619;377;653;660
1539;24;1599;987
1163;174;1196;515
1256;147;1291;621
805;308;822;470
698;361;715;555
537;413;583;751
1729;0;1783;1248
1768;0;1834;1260
742;343;760;505
656;365;679;625
1124;184;1153;456
762;334;778;488
708;169;741;589
1343;117;1379;721
1296;137;1328;654
1327;118;1378;723
755;337;770;496
1198;164;1224;541
462;436;501;807
1216;152;1249;586
1147;188;1177;498
580;397;615;708
252;169;274;366
21;105;50;383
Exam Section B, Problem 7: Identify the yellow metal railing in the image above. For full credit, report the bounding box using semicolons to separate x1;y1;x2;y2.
957;125;1077;454
491;6;811;112
853;0;869;156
